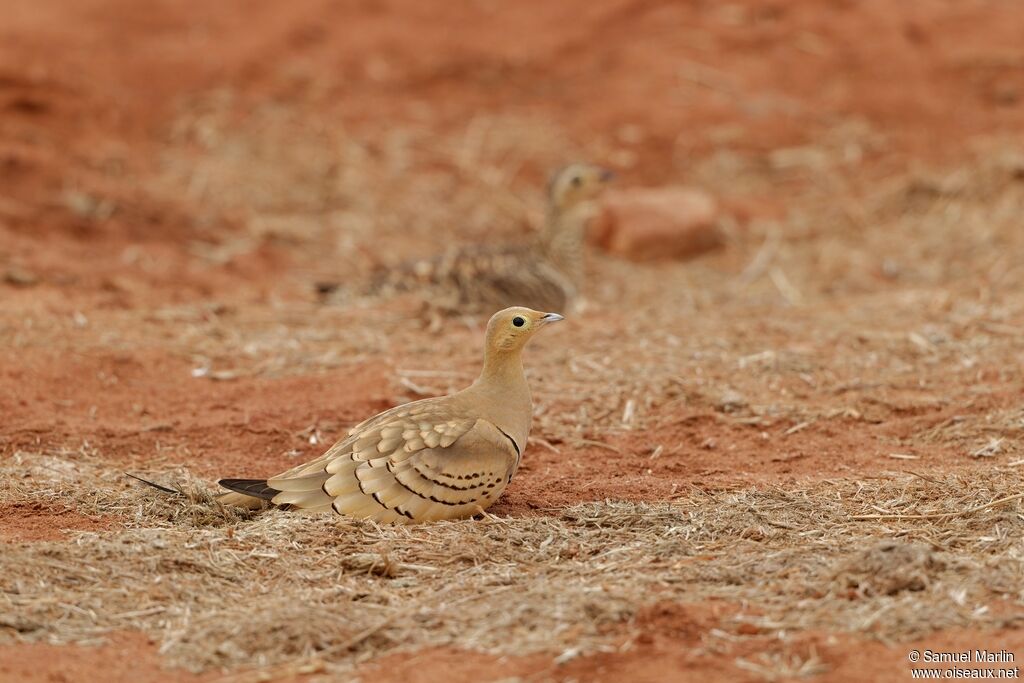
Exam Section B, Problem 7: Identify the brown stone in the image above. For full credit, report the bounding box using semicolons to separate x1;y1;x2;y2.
590;187;723;262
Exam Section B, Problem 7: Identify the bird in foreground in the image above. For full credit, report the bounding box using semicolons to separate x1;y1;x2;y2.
318;163;612;315
218;307;563;523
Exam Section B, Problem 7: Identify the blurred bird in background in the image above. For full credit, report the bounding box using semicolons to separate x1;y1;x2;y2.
317;163;612;316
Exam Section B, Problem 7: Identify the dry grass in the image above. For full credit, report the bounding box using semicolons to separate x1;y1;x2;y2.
2;451;1022;677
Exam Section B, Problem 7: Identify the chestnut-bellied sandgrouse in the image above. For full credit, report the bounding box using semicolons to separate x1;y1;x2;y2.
217;307;563;523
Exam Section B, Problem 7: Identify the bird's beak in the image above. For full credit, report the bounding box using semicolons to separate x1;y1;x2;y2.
598;168;616;182
540;312;565;324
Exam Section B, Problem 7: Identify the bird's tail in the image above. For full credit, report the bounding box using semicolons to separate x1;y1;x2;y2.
125;472;181;495
217;478;280;509
126;473;269;510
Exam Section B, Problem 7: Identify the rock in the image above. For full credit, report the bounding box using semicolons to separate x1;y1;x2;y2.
716;388;747;413
590;186;722;262
833;540;944;597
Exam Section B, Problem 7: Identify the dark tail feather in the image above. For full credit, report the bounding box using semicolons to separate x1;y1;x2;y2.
125;472;182;496
218;478;280;501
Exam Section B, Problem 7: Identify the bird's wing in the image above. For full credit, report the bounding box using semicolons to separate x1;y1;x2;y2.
375;243;571;312
258;403;520;523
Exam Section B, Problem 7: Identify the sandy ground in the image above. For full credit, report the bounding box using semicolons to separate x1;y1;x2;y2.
2;0;1024;681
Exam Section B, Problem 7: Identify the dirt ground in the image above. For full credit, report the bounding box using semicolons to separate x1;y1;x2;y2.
2;0;1024;681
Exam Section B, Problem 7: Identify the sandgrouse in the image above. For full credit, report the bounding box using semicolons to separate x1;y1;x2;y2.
218;307;563;523
320;164;611;314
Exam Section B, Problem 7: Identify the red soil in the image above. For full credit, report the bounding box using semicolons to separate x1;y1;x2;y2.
0;501;111;541
0;633;207;683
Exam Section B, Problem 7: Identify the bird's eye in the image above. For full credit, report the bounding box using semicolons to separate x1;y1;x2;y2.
570;175;582;187
512;316;526;327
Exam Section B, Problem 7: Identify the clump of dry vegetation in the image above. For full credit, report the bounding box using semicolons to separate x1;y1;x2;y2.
2;451;1022;677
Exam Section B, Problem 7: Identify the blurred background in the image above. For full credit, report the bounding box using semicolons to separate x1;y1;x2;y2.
3;0;1022;311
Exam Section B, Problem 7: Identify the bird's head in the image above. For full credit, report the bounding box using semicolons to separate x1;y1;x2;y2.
547;163;614;214
485;306;564;353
